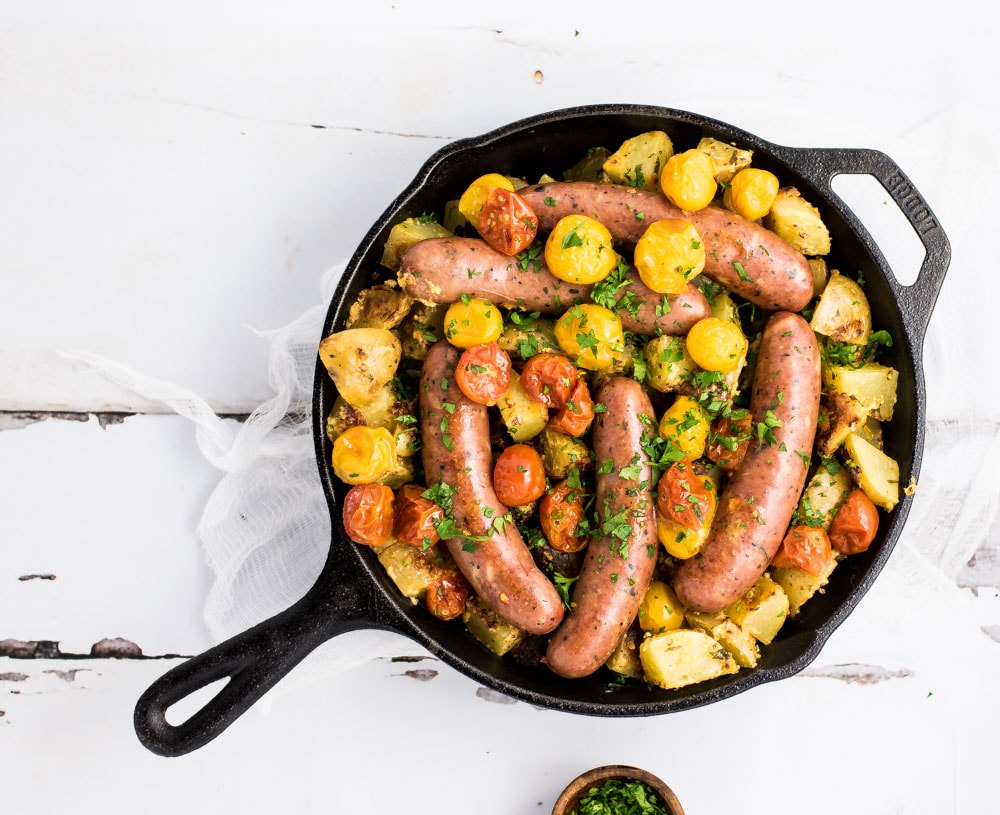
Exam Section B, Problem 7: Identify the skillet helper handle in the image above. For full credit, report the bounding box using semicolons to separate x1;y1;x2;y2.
784;146;951;337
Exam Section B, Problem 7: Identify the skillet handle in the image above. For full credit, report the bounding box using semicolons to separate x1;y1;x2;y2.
781;146;951;338
134;544;406;757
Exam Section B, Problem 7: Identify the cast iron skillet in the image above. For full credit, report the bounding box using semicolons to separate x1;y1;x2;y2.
134;104;950;757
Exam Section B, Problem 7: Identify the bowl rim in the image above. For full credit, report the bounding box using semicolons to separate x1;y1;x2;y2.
551;764;685;815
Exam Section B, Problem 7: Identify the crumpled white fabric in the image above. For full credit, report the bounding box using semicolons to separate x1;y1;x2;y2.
61;251;1000;704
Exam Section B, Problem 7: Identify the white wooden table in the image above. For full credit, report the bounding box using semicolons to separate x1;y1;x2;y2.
4;5;999;813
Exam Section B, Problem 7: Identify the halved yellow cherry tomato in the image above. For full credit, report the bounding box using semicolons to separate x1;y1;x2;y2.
633;218;706;294
444;296;503;348
723;167;780;221
639;580;686;633
658;395;710;459
543;214;618;285
660;149;718;211
332;425;398;485
458;173;515;226
685;316;748;374
553;304;625;371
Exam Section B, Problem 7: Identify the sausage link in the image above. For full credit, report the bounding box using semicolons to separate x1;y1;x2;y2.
544;377;659;678
398;236;708;336
520;181;814;312
672;311;821;612
419;341;564;635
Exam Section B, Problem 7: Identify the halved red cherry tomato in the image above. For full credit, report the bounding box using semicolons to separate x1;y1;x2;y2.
539;480;589;553
548;378;595;437
705;412;753;472
342;483;395;546
493;444;547;507
656;460;714;531
455;342;512;406
520;352;578;409
772;524;833;575
425;572;471;621
828;489;880;555
477;187;539;256
392;483;444;547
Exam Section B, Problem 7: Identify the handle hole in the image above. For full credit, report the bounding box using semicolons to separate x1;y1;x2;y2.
165;678;230;727
830;173;925;286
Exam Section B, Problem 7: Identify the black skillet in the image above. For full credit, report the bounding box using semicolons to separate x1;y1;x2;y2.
134;104;950;757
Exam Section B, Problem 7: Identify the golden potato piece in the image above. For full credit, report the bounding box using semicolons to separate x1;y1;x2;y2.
685;611;760;669
346;284;414;330
318;328;402;409
764;187;831;255
823;362;899;422
496;371;549;442
639;629;738;690
695;137;753;184
809;271;871;345
463;595;525;656
724;574;789;645
603;130;674;190
771;555;841;617
816;390;871;458
843;432;900;511
796;464;853;530
380;217;452;272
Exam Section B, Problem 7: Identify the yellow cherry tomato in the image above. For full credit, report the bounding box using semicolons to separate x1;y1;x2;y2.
639;580;686;633
553;304;624;371
685;317;748;374
544;214;619;285
332;426;398;485
657;507;714;559
660;149;718;211
633;218;706;294
658;395;710;459
457;173;515;225
723;167;780;221
443;296;504;348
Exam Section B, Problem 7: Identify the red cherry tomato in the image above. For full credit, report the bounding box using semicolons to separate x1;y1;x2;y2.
477;187;539;256
828;489;880;555
342;483;395;546
539;480;589;553
520;353;578;409
656;460;713;532
425;572;471;621
392;484;444;548
547;378;595;437
455;342;512;406
493;444;547;507
705;412;753;472
772;524;833;575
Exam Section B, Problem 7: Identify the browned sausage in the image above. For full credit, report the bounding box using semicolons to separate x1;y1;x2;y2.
544;377;659;678
520;181;814;313
398;236;709;336
419;341;564;635
672;311;821;612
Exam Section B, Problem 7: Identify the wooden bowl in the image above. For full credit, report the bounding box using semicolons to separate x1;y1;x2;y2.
552;764;684;815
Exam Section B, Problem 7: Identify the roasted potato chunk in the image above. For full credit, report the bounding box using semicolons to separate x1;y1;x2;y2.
399;302;447;361
376;542;457;603
639;629;739;690
816;390;871;458
795;464;853;529
695;137;753;184
724;574;789;645
346;284;414;330
685;611;760;669
538;428;591;478
463;595;525;656
602;130;674;190
497;315;561;360
643;335;698;393
318;328;402;409
771;554;842;617
823;361;899;422
843;432;900;511
380;216;452;271
809;271;871;345
563;146;611;183
496;370;549;442
763;187;831;255
605;627;644;679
